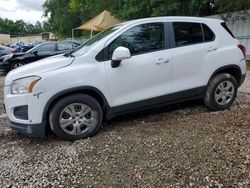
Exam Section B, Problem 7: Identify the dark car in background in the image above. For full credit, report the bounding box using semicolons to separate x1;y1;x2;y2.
0;45;16;57
7;42;41;53
20;41;43;52
0;41;80;73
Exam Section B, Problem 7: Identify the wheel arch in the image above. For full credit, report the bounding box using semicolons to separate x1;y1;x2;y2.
42;86;111;121
208;65;242;86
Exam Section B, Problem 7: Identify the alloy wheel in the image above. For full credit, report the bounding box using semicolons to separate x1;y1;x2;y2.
215;81;235;105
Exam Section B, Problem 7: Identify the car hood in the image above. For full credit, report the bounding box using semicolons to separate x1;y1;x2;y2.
9;52;25;59
1;52;25;61
5;54;74;85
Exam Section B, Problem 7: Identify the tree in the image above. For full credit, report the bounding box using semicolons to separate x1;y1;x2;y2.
0;18;44;35
43;0;82;38
111;0;215;20
34;21;43;33
42;0;250;38
69;0;121;20
67;0;216;21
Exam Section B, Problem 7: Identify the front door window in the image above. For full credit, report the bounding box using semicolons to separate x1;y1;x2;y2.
108;23;165;58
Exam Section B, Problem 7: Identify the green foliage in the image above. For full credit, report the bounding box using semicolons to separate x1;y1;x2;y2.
43;0;82;38
2;0;250;38
68;0;121;21
42;0;250;38
111;0;215;19
0;18;43;35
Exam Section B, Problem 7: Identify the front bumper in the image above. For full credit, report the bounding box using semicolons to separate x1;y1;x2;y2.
4;85;49;138
11;121;46;138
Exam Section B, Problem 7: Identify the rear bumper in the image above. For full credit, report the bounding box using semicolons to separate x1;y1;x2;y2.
10;121;46;138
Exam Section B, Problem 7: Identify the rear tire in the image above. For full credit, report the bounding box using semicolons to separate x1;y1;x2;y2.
204;73;238;111
49;94;103;140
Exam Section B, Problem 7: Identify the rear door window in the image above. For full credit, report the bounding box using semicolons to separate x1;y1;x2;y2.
57;43;74;51
36;43;56;53
173;22;203;47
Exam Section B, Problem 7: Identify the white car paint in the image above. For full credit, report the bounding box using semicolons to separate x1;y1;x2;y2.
3;16;247;130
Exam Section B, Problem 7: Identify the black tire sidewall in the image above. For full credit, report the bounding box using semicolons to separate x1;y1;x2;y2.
50;94;103;140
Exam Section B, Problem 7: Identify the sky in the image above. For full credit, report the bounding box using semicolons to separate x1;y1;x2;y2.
0;0;46;24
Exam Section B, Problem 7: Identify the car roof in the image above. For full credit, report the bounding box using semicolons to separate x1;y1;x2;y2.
39;41;79;44
118;16;223;26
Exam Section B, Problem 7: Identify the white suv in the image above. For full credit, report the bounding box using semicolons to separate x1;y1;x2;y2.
4;17;247;140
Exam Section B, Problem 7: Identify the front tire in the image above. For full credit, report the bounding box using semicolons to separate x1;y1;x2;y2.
204;73;238;111
49;94;103;140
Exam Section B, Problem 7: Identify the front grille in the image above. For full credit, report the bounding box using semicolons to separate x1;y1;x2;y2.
14;105;28;120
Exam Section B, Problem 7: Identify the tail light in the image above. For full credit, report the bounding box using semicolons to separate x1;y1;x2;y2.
11;49;16;53
238;44;246;58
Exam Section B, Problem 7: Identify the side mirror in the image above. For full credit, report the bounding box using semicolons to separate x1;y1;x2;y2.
33;50;38;56
111;47;131;68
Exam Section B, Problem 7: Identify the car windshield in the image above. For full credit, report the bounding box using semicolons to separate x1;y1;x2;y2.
26;43;43;53
72;25;121;56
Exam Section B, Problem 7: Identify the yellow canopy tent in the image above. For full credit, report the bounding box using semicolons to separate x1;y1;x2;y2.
76;10;120;37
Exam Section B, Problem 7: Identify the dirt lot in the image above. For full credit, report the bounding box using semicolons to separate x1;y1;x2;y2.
0;73;249;187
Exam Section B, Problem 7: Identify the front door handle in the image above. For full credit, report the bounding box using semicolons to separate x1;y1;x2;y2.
208;46;217;52
156;58;170;65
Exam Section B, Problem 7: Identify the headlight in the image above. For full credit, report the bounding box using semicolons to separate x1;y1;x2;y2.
11;76;41;94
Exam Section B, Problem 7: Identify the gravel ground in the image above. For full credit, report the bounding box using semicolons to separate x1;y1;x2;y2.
0;72;250;187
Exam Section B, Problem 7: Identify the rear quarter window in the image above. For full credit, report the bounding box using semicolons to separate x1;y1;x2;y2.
202;24;215;42
37;43;56;53
57;43;73;51
221;22;235;38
